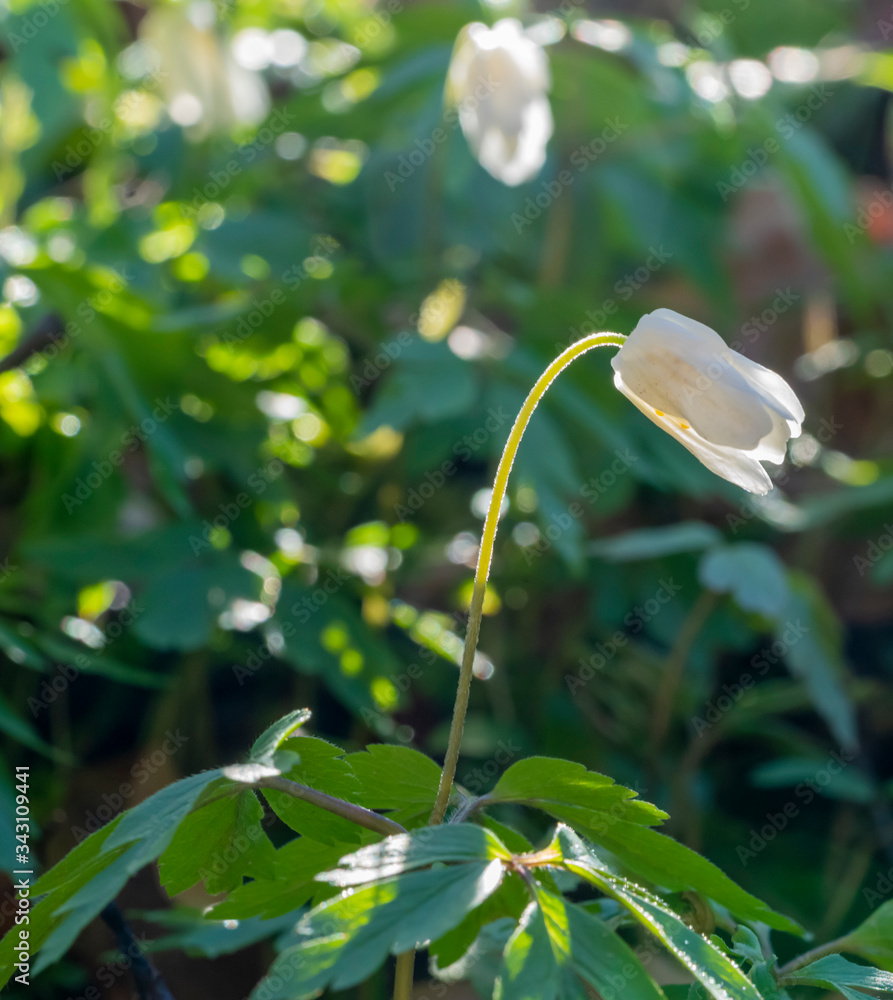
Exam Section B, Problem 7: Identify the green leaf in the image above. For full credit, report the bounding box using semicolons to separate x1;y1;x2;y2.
752;963;782;1000
211;837;369;921
499;887;670;1000
560;898;668;1000
590;522;722;561
319;824;511;887
158;789;276;895
699;544;790;618
133;567;251;652
31;633;169;688
778;572;858;752
0;818;127;988
252;860;505;999
845;900;893;971
478;815;536;854
139;907;295;958
749;756;874;804
499;899;564;1000
21;770;225;975
557;829;766;1000
262;736;364;844
488;757;668;828
345;743;442;818
570;818;801;935
730;926;765;965
431;873;529;971
0;691;66;760
437;918;518;998
103;769;226;854
249;708;312;762
782;955;893;1000
360;339;478;434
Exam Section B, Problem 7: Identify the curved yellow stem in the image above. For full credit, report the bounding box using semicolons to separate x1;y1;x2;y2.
428;332;626;825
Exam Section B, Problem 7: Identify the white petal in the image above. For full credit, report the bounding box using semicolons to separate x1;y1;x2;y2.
449;19;552;186
474;96;552;185
751;407;795;464
635;308;731;353
727;352;805;430
613;326;775;450
614;372;774;494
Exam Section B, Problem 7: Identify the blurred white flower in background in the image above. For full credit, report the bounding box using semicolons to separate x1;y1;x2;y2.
612;309;804;495
447;18;553;186
139;2;270;137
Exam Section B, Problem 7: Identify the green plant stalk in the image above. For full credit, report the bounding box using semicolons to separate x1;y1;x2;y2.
776;934;856;979
391;333;625;1000
428;330;627;827
393;952;416;1000
256;775;406;837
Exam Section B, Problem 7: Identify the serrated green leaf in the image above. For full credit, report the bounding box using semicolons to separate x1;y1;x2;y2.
498;900;563;1000
488;757;668;827
0;818;127;989
501;886;671;1000
345;744;442;817
319;824;511;887
571;818;801;935
557;829;765;1000
560;892;669;1000
262;736;364;845
782;955;893;1000
478;815;536;854
250;709;313;763
211;837;371;922
731;926;764;965
158;789;276;895
431;872;529;971
252;860;505;999
845;899;893;971
752;963;782;1000
436;917;518;998
21;770;225;975
699;544;790;618
103;769;226;854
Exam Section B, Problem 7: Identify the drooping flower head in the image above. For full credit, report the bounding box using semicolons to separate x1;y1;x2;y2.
139;4;270;139
447;19;553;187
612;309;804;494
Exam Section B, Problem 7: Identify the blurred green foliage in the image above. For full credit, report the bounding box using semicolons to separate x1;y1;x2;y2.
0;0;892;996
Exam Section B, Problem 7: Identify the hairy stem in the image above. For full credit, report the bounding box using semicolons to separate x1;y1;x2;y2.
776;935;854;980
428;332;626;826
256;775;405;837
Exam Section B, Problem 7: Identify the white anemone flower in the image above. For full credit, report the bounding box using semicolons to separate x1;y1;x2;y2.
139;5;270;138
612;309;804;494
447;19;553;187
